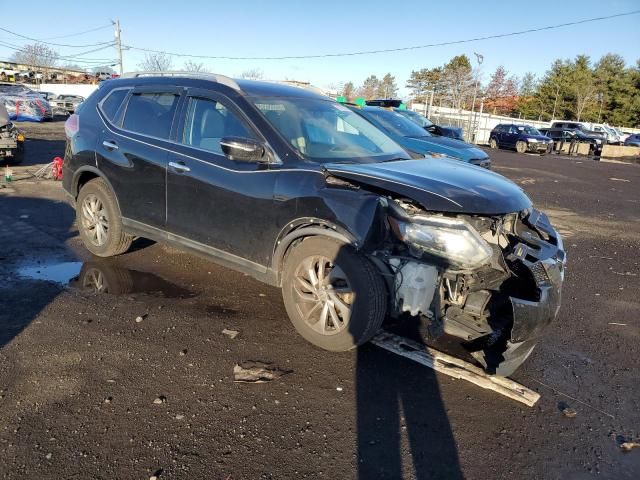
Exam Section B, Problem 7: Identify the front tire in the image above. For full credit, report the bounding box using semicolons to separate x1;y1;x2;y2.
516;141;527;154
282;237;387;352
489;138;498;149
76;178;133;257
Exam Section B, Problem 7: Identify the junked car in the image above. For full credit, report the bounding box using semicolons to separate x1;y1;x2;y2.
49;94;85;116
0;101;25;164
348;104;491;168
63;72;565;376
0;82;52;122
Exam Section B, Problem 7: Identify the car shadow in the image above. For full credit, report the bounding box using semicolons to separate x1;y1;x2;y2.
337;247;464;479
0;195;76;350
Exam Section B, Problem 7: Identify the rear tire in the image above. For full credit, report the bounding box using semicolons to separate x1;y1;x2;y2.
76;178;133;257
489;138;498;149
516;141;527;154
282;237;387;351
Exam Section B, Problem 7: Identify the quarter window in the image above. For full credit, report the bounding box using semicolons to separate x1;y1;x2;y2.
182;97;255;154
100;89;129;122
122;92;179;139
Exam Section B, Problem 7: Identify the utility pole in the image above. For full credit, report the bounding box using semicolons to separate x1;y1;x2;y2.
597;93;604;123
427;89;435;118
551;84;560;121
113;19;123;75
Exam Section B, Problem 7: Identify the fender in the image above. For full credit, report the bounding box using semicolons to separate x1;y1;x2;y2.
271;218;358;286
72;166;119;205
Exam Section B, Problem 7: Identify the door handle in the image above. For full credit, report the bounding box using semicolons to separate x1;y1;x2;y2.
169;161;191;173
102;140;118;151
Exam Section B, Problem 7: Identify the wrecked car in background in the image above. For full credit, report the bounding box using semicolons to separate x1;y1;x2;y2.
0;82;52;122
0;101;25;164
48;94;84;116
63;73;565;376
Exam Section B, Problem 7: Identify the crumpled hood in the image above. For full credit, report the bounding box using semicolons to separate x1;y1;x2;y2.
325;157;532;215
404;136;489;162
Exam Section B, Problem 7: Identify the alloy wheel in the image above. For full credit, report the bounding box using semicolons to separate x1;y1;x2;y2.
81;194;109;247
292;255;353;336
82;267;108;293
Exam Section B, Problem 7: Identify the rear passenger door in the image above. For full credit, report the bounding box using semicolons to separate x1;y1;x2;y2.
165;89;278;266
97;85;181;229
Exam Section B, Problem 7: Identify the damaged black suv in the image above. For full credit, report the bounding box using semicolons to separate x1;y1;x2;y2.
63;72;565;375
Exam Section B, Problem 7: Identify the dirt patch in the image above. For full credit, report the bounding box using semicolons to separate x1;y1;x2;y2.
544;207;640;240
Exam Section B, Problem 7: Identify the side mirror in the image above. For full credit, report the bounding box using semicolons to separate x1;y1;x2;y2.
220;137;266;163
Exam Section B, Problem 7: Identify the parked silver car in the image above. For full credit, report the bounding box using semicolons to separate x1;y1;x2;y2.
49;94;84;116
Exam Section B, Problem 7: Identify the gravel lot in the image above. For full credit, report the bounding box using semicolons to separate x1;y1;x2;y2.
0;121;639;479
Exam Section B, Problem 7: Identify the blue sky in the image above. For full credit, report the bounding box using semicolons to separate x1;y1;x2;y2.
1;0;639;96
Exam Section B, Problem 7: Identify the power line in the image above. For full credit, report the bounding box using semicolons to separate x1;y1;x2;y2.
123;10;640;60
41;24;113;40
0;39;117;63
0;25;113;48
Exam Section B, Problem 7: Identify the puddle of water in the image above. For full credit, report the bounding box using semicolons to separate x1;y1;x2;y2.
17;261;82;284
69;262;196;298
16;259;195;298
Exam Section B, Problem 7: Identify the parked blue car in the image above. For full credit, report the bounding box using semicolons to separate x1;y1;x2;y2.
348;105;491;168
489;124;553;154
624;134;640;147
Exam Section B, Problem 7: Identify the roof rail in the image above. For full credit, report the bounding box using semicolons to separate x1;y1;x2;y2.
120;71;240;91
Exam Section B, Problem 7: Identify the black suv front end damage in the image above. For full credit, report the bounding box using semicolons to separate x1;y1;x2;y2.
369;200;565;376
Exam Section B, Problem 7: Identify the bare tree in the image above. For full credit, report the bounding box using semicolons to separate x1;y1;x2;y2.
10;43;58;79
183;60;209;73
137;52;173;72
241;68;264;80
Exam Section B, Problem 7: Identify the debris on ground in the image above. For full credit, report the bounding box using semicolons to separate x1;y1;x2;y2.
153;396;167;405
609;177;631;182
135;315;146;323
222;328;239;339
620;442;640;452
559;401;577;418
371;331;541;406
233;361;293;383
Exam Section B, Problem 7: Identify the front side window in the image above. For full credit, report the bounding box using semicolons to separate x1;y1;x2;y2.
253;97;408;163
182;97;256;154
122;92;179;139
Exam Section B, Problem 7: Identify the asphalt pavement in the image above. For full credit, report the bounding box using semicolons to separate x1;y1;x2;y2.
0;122;638;479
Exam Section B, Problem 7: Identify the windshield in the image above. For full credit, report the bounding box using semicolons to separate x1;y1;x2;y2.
252;97;410;163
396;109;434;128
517;126;542;136
360;108;433;138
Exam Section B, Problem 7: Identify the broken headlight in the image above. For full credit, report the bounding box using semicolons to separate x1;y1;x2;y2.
390;215;493;269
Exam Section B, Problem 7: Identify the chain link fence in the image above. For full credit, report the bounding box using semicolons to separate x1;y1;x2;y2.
411;103;551;145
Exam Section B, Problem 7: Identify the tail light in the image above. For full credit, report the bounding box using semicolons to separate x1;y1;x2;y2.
65;114;79;138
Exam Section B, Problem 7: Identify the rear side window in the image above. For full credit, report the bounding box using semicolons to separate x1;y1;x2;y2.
100;89;129;121
122;92;180;139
